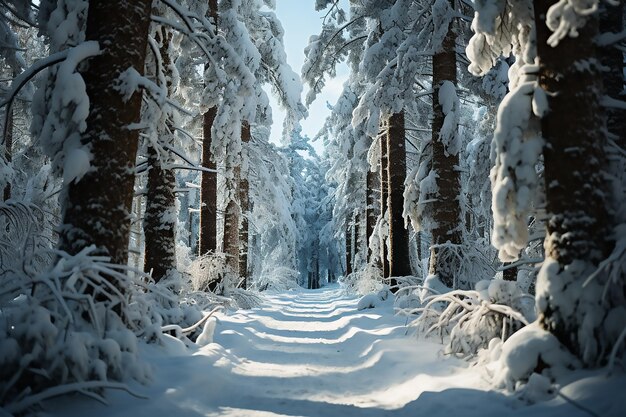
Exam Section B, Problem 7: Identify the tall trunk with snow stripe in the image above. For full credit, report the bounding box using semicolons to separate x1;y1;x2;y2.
428;4;462;289
199;0;219;258
3;90;12;201
366;168;378;263
143;26;177;283
387;111;411;285
534;0;619;365
60;0;153;267
380;132;390;278
143;145;177;282
239;120;250;288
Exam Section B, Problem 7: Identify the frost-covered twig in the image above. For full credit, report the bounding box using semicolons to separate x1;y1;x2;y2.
161;305;224;339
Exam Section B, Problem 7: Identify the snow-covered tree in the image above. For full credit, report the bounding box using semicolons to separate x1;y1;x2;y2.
467;0;626;377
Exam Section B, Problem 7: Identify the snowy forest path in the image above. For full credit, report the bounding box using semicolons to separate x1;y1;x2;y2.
46;284;597;417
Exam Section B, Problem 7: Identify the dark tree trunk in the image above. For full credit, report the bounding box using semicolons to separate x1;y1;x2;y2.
143;145;177;282
534;0;615;364
380;133;390;278
354;211;360;269
345;221;352;276
60;0;153;268
199;107;218;256
143;27;177;283
199;0;219;256
429;4;462;289
366;168;378;263
238;121;250;288
223;198;239;279
502;263;517;281
387;111;410;288
600;1;625;149
3;95;12;201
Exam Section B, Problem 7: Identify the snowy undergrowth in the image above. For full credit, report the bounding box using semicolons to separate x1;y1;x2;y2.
408;279;535;358
0;203;225;414
0;247;154;414
340;263;385;296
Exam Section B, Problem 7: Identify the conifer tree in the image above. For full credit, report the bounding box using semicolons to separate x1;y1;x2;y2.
60;0;153;267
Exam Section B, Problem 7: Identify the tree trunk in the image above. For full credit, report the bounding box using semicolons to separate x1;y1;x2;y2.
600;1;625;149
143;27;177;283
60;0;153;268
199;107;218;256
502;262;517;281
238;120;250;288
429;5;462;289
199;0;219;256
345;221;352;276
534;0;615;365
3;94;12;201
143;144;177;282
353;211;360;269
380;133;390;278
387;111;411;288
366;168;378;263
223;198;239;279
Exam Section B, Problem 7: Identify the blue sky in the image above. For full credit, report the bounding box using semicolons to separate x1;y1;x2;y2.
265;0;349;156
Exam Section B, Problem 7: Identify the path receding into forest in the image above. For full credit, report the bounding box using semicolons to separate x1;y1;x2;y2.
45;285;622;417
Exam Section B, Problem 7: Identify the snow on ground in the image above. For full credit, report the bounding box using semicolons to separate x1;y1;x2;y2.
41;284;625;417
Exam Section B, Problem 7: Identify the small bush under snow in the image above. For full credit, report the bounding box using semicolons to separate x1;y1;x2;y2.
412;279;535;357
357;287;392;310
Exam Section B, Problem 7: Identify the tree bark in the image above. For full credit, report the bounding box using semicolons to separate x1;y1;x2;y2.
60;0;153;268
429;4;462;289
380;132;390;278
366;168;378;263
387;111;411;288
3;94;12;201
223;198;239;279
199;0;219;257
345;220;353;276
600;1;625;149
143;145;177;282
199;107;218;256
534;0;615;364
502;262;517;281
143;27;177;282
238;120;250;288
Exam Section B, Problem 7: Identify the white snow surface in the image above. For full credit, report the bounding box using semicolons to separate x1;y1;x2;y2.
43;285;626;417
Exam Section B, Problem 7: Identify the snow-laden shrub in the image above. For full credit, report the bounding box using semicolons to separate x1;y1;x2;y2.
357;287;392;310
411;279;535;357
253;266;300;292
0;247;153;414
394;275;425;310
478;322;580;399
188;252;231;293
0;201;54;280
224;287;264;310
340;263;384;296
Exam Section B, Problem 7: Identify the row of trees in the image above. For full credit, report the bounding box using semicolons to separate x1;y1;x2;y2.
0;0;334;411
307;0;625;370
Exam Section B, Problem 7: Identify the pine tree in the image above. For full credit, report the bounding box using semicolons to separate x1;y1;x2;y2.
380;133;390;278
199;0;219;257
239;120;251;288
366;167;379;263
534;0;616;365
143;26;178;282
3;98;12;201
59;0;153;267
428;0;462;288
386;111;411;285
